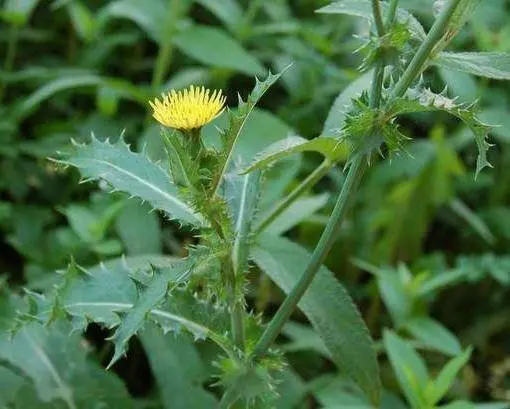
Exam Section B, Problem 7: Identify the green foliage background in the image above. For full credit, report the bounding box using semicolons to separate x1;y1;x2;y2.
1;0;510;408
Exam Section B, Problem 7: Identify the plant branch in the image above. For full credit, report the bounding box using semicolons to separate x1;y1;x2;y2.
390;0;463;99
371;0;386;37
386;0;399;26
251;155;366;358
254;160;332;235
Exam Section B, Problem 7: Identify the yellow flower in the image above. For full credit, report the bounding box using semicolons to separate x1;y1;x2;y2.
149;85;226;130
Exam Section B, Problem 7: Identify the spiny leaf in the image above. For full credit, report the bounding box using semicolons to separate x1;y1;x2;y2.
386;86;493;177
212;67;291;194
222;168;262;276
56;135;204;226
106;266;190;368
241;135;347;174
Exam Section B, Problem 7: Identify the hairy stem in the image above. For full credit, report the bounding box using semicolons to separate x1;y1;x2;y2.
151;0;181;91
371;0;386;37
390;0;463;99
255;160;332;235
252;155;366;357
386;0;399;26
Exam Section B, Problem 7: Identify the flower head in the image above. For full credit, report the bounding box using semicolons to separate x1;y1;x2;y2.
149;85;226;130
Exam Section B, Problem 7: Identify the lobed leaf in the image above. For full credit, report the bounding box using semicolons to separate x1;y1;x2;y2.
213;68;290;193
57;136;204;226
386;87;493;177
252;234;381;404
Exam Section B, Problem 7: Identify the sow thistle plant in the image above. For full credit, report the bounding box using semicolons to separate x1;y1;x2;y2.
8;0;510;407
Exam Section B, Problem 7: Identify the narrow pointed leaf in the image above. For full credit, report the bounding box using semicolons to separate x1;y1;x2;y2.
252;234;380;404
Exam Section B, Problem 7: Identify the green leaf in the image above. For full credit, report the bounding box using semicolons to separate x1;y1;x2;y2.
115;199;162;255
67;1;97;42
173;25;264;76
0;366;25;406
434;52;510;80
449;198;495;245
383;330;428;409
98;0;167;44
242;136;346;173
57;136;203;226
322;71;373;137
106;266;189;368
428;347;473;405
252;234;380;404
212;69;289;193
386;86;493;177
195;0;242;31
140;326;217;409
1;0;40;25
1;293;133;409
316;0;426;40
406;317;462;357
223;169;262;276
264;193;330;235
14;74;147;120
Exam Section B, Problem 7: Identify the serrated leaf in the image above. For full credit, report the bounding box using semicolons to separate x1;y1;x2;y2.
386;87;493;177
107;266;189;368
252;234;380;404
223;168;262;276
316;0;426;40
434;52;510;80
212;68;290;194
57;136;203;226
242;135;346;174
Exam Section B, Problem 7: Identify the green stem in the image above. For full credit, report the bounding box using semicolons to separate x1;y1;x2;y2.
386;0;399;26
370;62;384;108
371;0;386;37
151;0;180;92
390;0;463;99
254;160;332;235
0;25;19;102
251;155;366;358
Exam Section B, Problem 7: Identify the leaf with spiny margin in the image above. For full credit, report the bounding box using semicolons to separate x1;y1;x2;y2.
18;256;232;358
106;266;190;368
1;292;133;409
433;52;510;80
222;167;262;276
56;136;203;226
241;135;347;174
316;0;426;40
251;234;381;405
213;67;291;192
386;87;493;177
